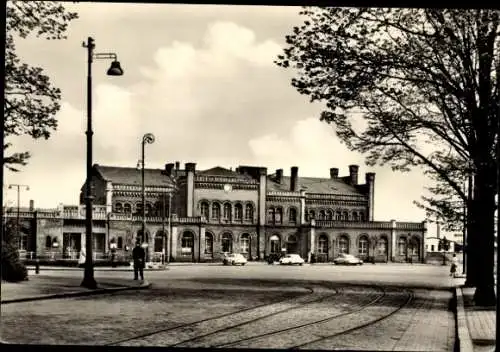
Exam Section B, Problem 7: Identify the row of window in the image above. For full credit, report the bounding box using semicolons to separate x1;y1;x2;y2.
199;201;254;221
179;232;250;255
268;235;420;257
114;201;169;216
267;207;366;224
112;201;366;224
307;209;365;222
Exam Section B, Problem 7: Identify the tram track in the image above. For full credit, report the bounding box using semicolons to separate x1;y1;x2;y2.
205;285;388;349
106;284;339;346
288;289;414;350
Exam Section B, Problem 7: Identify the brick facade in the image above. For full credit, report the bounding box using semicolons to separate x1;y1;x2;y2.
5;162;427;263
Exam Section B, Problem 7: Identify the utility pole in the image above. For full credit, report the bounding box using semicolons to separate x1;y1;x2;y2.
8;184;29;250
161;192;166;265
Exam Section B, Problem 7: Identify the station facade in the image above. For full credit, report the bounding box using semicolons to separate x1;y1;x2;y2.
6;162;427;263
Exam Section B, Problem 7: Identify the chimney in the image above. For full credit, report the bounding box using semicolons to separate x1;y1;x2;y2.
185;162;196;173
29;200;34;211
290;166;298;192
349;165;359;185
276;169;283;184
164;163;175;176
330;168;339;179
175;161;180;170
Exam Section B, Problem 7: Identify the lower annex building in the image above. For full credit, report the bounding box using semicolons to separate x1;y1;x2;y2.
6;162;427;263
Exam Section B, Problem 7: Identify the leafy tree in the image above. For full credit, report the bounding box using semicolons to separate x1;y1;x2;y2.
276;8;499;306
4;1;78;172
1;219;28;282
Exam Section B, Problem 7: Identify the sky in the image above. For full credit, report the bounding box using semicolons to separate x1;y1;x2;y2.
4;2;442;226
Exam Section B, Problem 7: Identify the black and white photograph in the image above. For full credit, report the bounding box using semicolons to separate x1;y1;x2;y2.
1;2;499;351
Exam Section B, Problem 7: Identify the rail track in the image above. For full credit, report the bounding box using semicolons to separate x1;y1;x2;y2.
107;284;401;348
106;284;341;346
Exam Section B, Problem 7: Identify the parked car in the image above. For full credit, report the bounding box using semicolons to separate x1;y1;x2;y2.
333;253;363;265
279;254;305;265
223;253;247;266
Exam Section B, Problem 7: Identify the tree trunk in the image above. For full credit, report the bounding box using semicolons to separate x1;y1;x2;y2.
465;187;478;287
471;167;496;306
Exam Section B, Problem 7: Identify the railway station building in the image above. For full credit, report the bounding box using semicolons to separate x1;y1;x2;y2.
5;162;427;263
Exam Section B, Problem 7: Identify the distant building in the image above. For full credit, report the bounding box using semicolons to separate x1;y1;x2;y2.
5;162;427;263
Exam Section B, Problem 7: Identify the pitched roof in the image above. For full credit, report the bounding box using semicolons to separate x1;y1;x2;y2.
95;165;176;187
198;166;254;181
267;175;364;196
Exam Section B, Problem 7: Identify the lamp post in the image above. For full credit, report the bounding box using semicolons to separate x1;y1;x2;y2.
8;184;29;251
140;133;155;263
166;176;177;263
81;37;124;289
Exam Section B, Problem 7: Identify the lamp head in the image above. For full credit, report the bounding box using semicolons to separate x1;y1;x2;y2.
107;60;124;76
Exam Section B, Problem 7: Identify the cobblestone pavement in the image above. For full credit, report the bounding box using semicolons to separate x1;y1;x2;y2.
1;264;457;350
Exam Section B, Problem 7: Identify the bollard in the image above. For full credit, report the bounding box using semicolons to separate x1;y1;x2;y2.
35;259;40;274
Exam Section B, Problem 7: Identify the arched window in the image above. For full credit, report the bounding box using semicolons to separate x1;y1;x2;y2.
409;237;420;256
201;201;209;219
359;212;365;222
240;233;250;254
377;237;388;255
245;204;254;221
212;203;221;220
45;235;52;249
234;203;243;221
145;203;153;216
154;231;164;252
343;211;349;221
308;210;315;221
287;234;298;254
352;212;359;221
318;234;328;254
270;234;281;254
205;232;214;254
275;207;283;224
154;201;163;217
221;233;233;253
339;235;349;254
398;237;407;256
358;235;369;256
335;211;342;220
326;210;333;221
136;202;143;215
267;207;275;223
114;202;123;213
318;210;326;220
117;236;123;249
223;203;232;220
289;208;297;223
181;232;194;255
123;203;132;214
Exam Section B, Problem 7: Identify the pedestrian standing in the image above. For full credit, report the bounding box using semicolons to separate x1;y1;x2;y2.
132;241;145;281
450;253;458;277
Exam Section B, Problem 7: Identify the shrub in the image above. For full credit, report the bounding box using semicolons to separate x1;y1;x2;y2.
1;221;28;282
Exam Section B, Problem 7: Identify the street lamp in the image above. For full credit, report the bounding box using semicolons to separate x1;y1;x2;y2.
81;37;124;289
140;133;155;263
8;184;29;251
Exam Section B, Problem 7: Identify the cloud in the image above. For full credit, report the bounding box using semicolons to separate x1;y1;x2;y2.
248;117;365;176
248;117;429;222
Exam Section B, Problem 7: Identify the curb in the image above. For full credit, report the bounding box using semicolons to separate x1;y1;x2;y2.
26;266;169;272
455;287;474;352
1;282;151;304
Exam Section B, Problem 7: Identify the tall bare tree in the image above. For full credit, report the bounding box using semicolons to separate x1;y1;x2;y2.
276;8;499;306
